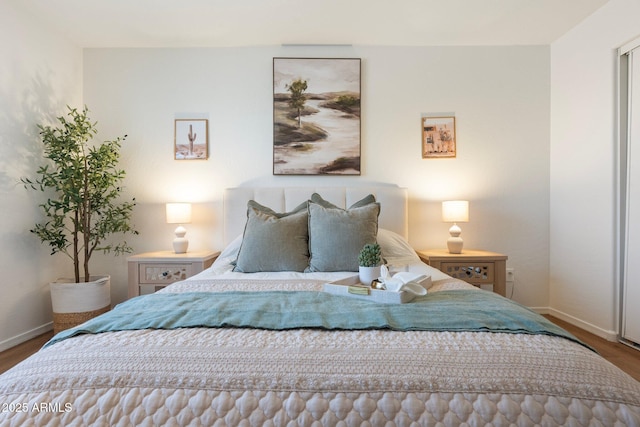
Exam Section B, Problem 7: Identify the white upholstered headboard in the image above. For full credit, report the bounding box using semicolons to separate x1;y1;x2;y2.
223;186;408;246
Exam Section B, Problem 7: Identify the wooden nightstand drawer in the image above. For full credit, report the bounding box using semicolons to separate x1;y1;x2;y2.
138;263;191;284
441;262;494;284
417;249;508;296
127;250;220;298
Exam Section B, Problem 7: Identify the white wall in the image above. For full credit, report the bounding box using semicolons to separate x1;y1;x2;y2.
550;0;640;338
84;45;551;309
0;3;82;350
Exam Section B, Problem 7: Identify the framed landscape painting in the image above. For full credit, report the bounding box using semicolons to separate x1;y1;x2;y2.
273;57;361;175
422;116;456;158
175;119;208;160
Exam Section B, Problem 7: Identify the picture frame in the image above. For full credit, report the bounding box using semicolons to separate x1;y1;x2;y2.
174;119;208;160
422;116;456;158
273;57;361;175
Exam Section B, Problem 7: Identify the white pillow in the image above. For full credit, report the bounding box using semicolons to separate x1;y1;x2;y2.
377;228;420;266
214;234;243;265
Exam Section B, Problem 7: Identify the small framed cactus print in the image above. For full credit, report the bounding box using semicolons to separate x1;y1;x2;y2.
174;119;208;160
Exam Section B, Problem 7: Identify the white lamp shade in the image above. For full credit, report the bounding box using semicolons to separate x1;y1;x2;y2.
166;203;192;224
442;200;469;223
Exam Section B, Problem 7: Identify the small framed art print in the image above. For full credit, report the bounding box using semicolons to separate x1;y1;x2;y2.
422;116;456;158
174;119;208;160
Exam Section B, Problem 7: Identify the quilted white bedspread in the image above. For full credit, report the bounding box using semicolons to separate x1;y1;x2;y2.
1;268;639;426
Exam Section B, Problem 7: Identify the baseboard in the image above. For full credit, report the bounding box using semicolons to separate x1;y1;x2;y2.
0;322;53;353
529;306;549;314
546;308;618;342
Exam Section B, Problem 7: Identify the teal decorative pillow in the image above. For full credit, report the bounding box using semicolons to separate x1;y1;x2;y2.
233;200;309;272
307;201;380;272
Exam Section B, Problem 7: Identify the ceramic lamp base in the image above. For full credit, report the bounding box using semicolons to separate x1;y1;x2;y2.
172;238;189;254
447;237;464;254
447;223;464;254
173;225;188;253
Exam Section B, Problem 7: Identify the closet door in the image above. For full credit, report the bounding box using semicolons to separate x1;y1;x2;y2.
623;46;640;345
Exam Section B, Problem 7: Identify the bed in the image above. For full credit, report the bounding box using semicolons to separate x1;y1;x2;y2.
1;186;639;426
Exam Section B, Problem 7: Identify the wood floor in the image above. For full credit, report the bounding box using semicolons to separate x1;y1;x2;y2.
542;315;640;382
1;317;639;381
0;331;53;374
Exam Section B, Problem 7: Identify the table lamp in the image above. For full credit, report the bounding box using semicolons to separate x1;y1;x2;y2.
166;203;192;253
442;200;469;254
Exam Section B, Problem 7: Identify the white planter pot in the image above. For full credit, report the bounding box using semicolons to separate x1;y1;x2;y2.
50;275;111;334
359;266;381;286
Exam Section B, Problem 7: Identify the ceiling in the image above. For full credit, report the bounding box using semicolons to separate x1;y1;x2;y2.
13;0;609;48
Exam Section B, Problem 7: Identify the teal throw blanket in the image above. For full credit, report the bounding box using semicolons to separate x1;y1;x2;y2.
45;290;589;350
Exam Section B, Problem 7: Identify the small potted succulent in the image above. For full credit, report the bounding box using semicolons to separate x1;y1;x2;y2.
358;243;382;286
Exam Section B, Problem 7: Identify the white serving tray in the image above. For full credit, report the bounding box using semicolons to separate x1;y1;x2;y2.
323;275;429;304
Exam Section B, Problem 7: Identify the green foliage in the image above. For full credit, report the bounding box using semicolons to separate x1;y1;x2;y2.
285;79;308;128
22;106;138;283
336;95;358;108
358;243;382;267
320;93;360;117
320;156;360;173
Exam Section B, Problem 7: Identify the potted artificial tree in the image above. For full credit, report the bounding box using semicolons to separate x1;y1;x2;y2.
22;106;137;333
358;243;382;286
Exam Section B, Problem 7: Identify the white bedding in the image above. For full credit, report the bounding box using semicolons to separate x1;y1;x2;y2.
1;258;639;426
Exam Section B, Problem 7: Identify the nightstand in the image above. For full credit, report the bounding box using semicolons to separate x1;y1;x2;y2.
417;249;508;296
127;250;220;297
